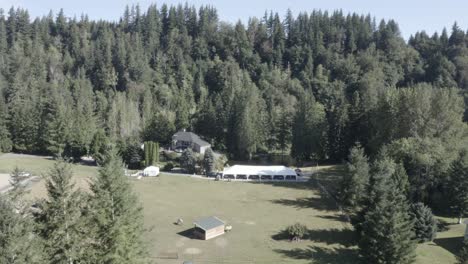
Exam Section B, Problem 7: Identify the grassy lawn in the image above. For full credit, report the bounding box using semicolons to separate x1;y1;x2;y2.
0;153;463;264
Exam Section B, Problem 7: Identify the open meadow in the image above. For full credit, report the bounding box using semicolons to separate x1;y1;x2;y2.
0;153;463;264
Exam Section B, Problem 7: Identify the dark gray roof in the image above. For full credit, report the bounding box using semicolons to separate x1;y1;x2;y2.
193;216;225;231
173;131;211;147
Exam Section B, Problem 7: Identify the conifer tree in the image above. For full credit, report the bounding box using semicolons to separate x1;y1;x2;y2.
0;195;44;264
340;143;369;211
180;148;196;173
358;156;416;264
37;161;86;264
203;148;215;174
409;202;437;243
8;166;28;209
458;240;468;264
448;151;468;224
87;148;147;264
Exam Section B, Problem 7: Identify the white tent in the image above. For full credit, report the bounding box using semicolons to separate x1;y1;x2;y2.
143;166;160;177
222;165;297;180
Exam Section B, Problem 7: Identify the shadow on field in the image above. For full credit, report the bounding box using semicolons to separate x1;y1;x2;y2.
275;246;359;264
316;214;348;222
177;228;196;239
271;196;337;211
272;228;356;247
249;180;315;191
434;236;464;255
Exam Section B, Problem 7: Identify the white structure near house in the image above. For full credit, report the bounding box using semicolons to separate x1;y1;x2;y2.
143;166;159;177
222;165;298;180
172;130;211;154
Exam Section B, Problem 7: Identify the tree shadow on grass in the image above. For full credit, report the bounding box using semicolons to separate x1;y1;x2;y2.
316;214;348;223
271;196;337;211
272;228;356;247
434;236;464;255
249;179;316;191
275;246;359;264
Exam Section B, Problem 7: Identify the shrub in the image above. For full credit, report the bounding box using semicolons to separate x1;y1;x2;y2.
409;202;437;243
162;162;174;172
286;223;307;241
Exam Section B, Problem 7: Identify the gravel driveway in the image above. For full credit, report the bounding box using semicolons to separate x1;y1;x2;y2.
0;173;11;192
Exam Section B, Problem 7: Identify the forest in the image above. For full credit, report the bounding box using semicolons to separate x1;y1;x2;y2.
0;4;465;163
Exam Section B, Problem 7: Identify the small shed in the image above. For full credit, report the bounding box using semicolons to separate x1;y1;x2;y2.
193;216;225;240
143;166;160;177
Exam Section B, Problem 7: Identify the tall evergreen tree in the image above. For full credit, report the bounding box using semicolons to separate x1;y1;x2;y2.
448;151;468;224
340;143;369;211
0;195;44;264
87;149;147;264
37;161;86;264
358;156;416;264
203;148;215;174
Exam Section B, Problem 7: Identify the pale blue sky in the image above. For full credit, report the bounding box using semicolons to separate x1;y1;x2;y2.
0;0;465;40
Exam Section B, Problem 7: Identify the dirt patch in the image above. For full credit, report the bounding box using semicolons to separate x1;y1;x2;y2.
176;237;188;247
184;248;202;254
245;221;256;225
215;237;228;248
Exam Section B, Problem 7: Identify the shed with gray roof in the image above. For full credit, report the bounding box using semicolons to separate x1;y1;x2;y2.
193;216;225;240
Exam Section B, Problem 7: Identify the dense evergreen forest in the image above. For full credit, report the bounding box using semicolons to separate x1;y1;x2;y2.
0;3;468;263
0;4;466;164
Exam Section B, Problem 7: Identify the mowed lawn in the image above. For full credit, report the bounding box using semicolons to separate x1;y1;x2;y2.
0;153;463;264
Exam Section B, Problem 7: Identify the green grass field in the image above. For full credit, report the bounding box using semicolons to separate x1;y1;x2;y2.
0;153;462;264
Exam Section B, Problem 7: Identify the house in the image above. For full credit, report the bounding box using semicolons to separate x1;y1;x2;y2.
193;216;225;240
172;130;211;154
222;165;298;180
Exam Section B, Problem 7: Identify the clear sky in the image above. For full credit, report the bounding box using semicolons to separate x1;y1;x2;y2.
0;0;466;40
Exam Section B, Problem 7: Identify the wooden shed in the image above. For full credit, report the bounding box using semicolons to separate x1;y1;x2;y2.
193;216;225;240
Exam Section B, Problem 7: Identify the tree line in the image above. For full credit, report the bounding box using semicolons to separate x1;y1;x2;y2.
0;4;465;164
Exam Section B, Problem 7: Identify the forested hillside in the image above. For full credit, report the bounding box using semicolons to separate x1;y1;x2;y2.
0;4;466;165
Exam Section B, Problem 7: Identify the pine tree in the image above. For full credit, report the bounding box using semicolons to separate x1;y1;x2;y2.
448;152;468;224
458;240;468;264
8;166;28;209
144;141;159;166
409;202;437;243
340;143;369;211
358;156;416;264
37;161;86;264
180;148;196;173
87;149;147;264
0;195;44;264
203;148;215;174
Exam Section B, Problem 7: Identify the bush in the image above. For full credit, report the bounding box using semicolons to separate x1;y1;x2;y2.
162;162;174;172
409;202;437;243
286;223;307;241
163;151;180;162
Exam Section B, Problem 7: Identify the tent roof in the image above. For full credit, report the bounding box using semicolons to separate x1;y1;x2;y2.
222;165;296;176
144;166;159;171
194;216;225;231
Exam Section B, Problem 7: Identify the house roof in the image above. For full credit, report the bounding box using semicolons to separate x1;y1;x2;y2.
194;216;225;231
173;131;211;147
222;165;297;176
